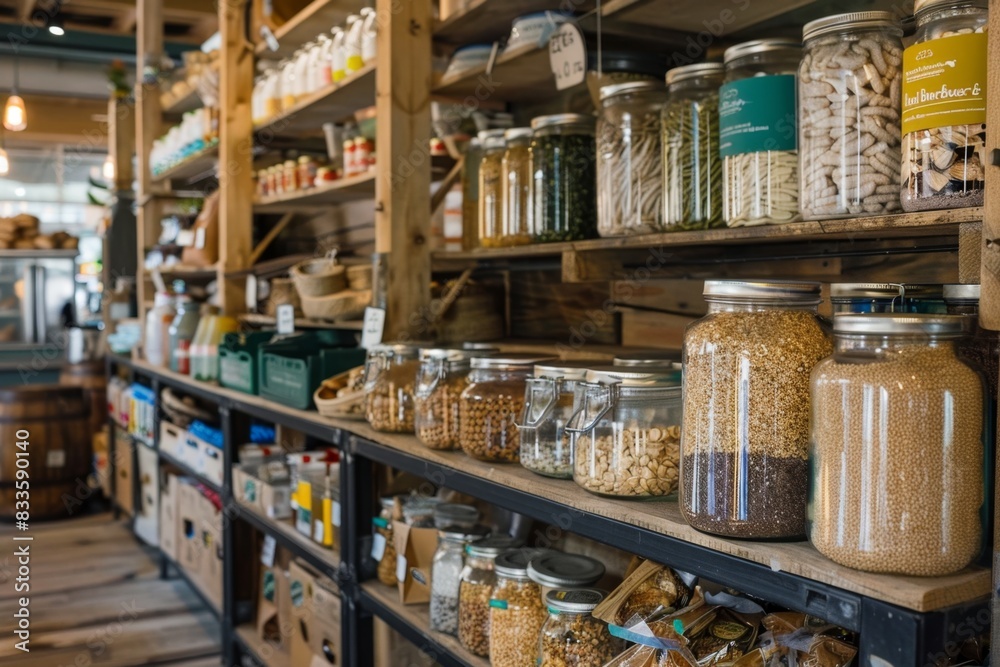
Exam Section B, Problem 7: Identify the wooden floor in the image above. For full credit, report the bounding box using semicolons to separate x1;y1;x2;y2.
0;513;221;666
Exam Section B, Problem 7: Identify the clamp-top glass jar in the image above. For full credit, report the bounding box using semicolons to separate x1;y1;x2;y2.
662;62;726;230
721;40;801;227
568;367;682;499
539;589;620;667
479;129;508;248
518;361;591;479
489;548;552;667
800;12;904;219
414;348;483;451
458;536;524;657
810;315;983;575
681;281;832;539
530;114;597;243
363;343;424;432
501;128;534;246
597;81;670;236
901;0;988;211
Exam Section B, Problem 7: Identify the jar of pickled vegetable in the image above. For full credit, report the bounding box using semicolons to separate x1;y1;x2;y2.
414;348;479;450
458;536;523;657
489;549;551;667
530;113;597;242
539;589;620;667
363;343;424;433
501;128;534;246
518;361;590;479
479;129;507;248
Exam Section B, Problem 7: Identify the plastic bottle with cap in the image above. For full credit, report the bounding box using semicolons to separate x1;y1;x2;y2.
330;26;348;82
345;12;368;74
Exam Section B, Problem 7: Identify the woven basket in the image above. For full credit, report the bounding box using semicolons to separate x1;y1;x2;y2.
346;264;373;291
300;289;371;321
314;367;366;419
291;258;347;298
266;277;301;316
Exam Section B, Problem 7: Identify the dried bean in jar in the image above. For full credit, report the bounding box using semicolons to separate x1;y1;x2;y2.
574;426;681;498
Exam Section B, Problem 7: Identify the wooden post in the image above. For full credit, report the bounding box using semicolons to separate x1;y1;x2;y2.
374;0;433;339
108;98;135;193
218;0;254;315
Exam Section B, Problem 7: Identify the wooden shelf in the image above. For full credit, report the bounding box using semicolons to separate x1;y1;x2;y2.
151;144;219;184
254;63;375;138
161;86;202;115
433;42;553;103
145;264;219;281
234;498;341;578
253;0;365;59
239;313;364;330
235;624;290;667
253;172;376;211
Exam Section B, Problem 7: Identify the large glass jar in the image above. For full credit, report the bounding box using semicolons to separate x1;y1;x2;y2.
568;368;682;499
458;536;523;657
478;129;507;248
489;549;552;667
526;552;605;605
530;113;597;242
518;361;590;479
363;343;423;433
662;63;725;230
800;12;904;219
597;81;669;236
430;526;487;635
901;0;987;211
830;283;946;314
681;280;832;539
414;348;476;451
373;496;398;586
459;354;553;463
539;589;620;667
721;40;801;227
501;128;534;246
810;315;983;575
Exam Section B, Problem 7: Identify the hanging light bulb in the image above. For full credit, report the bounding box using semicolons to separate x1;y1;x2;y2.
4;54;26;132
0;148;9;177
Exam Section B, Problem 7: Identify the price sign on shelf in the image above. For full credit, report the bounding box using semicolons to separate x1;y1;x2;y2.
361;307;386;349
549;23;586;91
276;304;295;335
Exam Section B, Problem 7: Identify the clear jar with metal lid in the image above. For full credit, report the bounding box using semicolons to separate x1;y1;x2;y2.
479;129;508;248
662;62;726;230
810;314;983;575
597;81;670;236
613;349;683;370
530;113;597;242
489;548;553;667
372;496;398;586
526;552;605;605
430;525;488;635
902;0;987;211
721;40;801;227
567;367;682;499
414;348;479;450
363;343;425;432
681;280;832;539
518;361;591;479
458;536;524;657
433;502;480;530
539;589;620;667
800;12;904;219
459;354;554;463
830;283;946;314
501;128;534;247
401;496;441;527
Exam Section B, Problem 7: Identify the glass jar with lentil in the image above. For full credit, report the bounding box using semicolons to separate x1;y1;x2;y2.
530;113;597;242
458;536;523;657
489;549;552;667
681;280;832;539
478;129;507;248
810;314;983;575
518;361;591;479
538;589;620;667
501;128;534;246
414;348;482;451
459;354;553;463
363;343;424;433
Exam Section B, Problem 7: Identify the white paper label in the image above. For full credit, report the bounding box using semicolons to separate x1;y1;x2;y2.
333;501;342;527
277;304;295;334
549;23;586;91
396;554;407;583
261;535;277;567
371;533;386;560
195;227;206;249
313;520;324;542
46;450;66;468
266;505;275;518
361;307;386;348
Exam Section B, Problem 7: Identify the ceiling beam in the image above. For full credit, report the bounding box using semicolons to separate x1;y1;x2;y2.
16;0;34;21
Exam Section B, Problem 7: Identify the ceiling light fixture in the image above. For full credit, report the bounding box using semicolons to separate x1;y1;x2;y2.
3;54;27;132
49;16;65;36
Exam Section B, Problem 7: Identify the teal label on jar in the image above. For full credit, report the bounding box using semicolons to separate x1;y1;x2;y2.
489;599;508;610
719;74;797;156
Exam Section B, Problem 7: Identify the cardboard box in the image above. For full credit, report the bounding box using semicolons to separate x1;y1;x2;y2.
233;464;292;520
196;492;223;611
201;441;224;486
159;421;187;462
180;431;203;470
289;560;342;667
133;445;160;547
113;429;134;515
392;521;437;605
160;473;180;561
177;480;204;576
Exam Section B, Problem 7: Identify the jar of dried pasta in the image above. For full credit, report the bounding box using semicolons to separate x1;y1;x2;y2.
518;361;591;479
539;589;620;667
458;536;523;657
363;343;424;433
489;548;552;667
721;40;802;227
810;314;983;575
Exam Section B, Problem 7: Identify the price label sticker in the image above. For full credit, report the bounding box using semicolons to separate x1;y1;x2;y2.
371;533;387;560
333;501;342;528
396;554;408;583
549;23;586;91
313;520;324;543
361;307;386;348
261;535;277;567
277;304;295;334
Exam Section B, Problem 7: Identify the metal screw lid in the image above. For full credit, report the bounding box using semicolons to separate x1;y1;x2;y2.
833;313;967;336
599;80;667;101
942;284;980;302
724;39;801;63
531;113;596;132
703;279;822;302
438;524;490;542
494;548;553;578
419;347;479;362
915;0;987;12
613;349;682;367
471;354;555;370
666;62;725;87
585;365;681;386
527;552;606;588
533;360;592;381
830;283;943;299
467;536;524;558
434;503;480;525
803;11;902;41
504;127;533;142
546;588;607;614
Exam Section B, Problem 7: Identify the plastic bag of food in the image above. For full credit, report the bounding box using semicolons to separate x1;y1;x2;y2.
594;559;695;626
734;613;856;667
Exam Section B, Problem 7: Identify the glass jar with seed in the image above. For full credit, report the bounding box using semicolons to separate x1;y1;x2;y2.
430;525;488;635
489;548;552;667
661;62;725;230
681;280;832;539
363;343;425;433
415;347;490;451
478;129;507;248
501;128;534;246
517;361;591;479
530;113;597;243
538;589;621;667
810;315;983;575
458;536;523;657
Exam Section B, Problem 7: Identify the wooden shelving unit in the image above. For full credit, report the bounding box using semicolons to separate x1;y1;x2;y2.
254;63;375;138
252;0;363;58
434;42;553;103
161;86;202;115
150;143;219;184
253;172;376;211
239;313;364;330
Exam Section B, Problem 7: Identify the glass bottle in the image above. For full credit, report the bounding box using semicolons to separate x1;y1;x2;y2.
500;127;534;246
539;589;620;667
167;284;200;375
462;137;483;250
478;129;507;248
458;536;523;657
373;496;398;587
530;113;597;242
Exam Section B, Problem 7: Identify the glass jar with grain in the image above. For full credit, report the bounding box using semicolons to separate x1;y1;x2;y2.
538;589;620;667
363;343;424;433
489;548;552;667
458;536;523;657
414;348;484;451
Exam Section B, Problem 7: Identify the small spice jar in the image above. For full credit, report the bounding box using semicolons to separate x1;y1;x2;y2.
597;81;670;236
567;367;682;499
459;354;553;463
830;283;946;314
530;113;597;243
478;129;508;248
430;525;488;635
539;589;620;667
662;62;726;230
681;281;832;539
800;12;904;219
901;0;987;211
257;168;270;198
458;536;523;657
363;343;424;433
721;40;801;227
489;549;553;667
372;496;398;587
414;348;479;451
283;159;299;193
810;314;983;575
518;361;590;479
501;128;534;246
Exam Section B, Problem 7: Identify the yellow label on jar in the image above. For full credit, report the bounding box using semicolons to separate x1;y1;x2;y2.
902;32;987;135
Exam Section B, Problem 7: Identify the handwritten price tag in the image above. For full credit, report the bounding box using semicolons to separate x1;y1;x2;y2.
549;23;586;91
361;307;386;348
276;304;295;335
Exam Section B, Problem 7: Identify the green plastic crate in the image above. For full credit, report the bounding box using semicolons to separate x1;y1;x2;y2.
219;331;275;395
258;331;364;410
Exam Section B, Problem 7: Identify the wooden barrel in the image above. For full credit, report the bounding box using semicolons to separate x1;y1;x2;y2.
60;361;107;439
0;386;91;520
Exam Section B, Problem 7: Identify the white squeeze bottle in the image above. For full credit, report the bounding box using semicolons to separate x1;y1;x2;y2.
312;34;332;90
293;45;312;101
361;7;378;65
144;291;175;367
344;14;365;74
331;25;348;82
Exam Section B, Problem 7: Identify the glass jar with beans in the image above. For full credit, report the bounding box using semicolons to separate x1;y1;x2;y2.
539;589;621;667
530;113;597;242
478;129;508;248
459;354;554;463
363;343;424;433
517;361;591;479
720;40;802;227
458;536;523;657
430;525;488;635
597;81;670;236
372;496;398;586
681;280;832;539
799;12;904;219
901;0;987;211
501;128;534;246
414;348;485;451
567;367;682;500
662;62;726;230
489;548;553;667
810;315;983;575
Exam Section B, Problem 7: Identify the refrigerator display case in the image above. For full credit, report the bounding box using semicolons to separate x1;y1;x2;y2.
0;249;78;351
